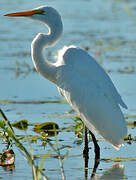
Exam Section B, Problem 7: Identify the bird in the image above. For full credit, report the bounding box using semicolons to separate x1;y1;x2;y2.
5;5;127;159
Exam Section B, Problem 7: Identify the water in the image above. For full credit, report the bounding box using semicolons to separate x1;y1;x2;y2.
0;0;136;179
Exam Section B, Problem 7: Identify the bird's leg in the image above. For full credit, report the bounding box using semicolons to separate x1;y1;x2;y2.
91;156;100;178
83;125;89;180
83;125;89;159
89;130;100;161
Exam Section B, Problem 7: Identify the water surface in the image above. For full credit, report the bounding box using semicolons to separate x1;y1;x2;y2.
1;0;136;179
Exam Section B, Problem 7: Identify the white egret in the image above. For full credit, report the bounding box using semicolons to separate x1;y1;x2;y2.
5;6;128;158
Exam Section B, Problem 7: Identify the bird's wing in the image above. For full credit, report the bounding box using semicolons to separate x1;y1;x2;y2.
58;47;127;109
56;47;127;148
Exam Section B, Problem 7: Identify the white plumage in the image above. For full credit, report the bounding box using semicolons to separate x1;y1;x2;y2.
57;46;127;149
5;6;127;150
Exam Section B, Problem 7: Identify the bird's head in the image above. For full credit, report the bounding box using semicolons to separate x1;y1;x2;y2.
5;6;63;47
4;6;62;26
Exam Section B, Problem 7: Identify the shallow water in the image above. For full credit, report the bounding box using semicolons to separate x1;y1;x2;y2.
1;0;136;179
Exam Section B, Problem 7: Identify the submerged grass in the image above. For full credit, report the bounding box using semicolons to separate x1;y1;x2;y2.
0;109;54;180
102;157;136;162
0;99;67;105
0;109;73;180
0;109;48;180
0;108;136;179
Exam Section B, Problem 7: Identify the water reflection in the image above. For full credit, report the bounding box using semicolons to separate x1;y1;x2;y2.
91;163;126;180
2;164;15;172
83;148;126;180
2;0;136;179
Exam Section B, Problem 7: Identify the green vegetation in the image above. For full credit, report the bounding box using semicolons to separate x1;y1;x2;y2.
11;120;28;130
0;109;75;180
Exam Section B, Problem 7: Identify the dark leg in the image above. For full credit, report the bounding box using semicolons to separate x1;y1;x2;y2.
89;130;100;161
83;126;89;180
91;157;100;178
83;127;100;179
89;130;100;178
83;126;89;159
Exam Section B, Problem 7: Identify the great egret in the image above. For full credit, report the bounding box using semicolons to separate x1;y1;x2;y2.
5;6;127;158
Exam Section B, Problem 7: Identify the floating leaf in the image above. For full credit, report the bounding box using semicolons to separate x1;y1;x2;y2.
28;136;40;143
34;122;59;137
124;134;132;141
11;120;28;130
125;115;136;119
102;157;136;162
74;139;83;145
0;149;15;166
127;121;136;127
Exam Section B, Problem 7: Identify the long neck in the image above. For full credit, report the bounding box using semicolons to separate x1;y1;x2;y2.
31;17;63;84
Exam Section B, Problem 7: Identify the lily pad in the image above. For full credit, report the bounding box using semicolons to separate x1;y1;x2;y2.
11;120;28;130
124;134;132;141
34;122;59;137
127;121;136;127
